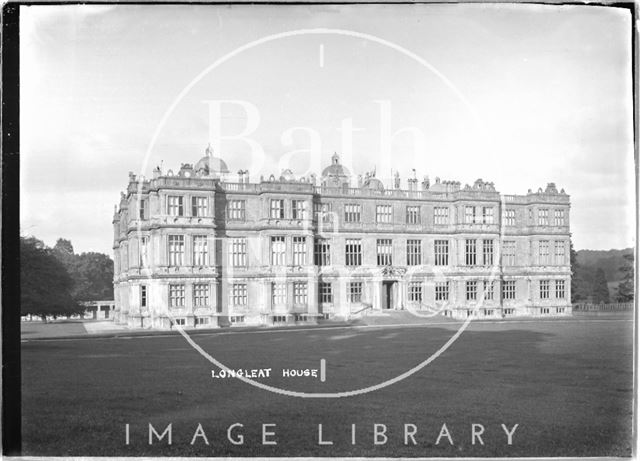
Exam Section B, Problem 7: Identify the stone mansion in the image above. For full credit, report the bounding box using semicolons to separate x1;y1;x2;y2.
112;148;572;329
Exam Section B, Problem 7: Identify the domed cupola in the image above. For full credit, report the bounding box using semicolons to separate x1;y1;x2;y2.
363;177;384;191
321;152;351;188
194;144;230;178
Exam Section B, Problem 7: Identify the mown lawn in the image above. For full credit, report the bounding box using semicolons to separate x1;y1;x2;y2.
21;315;633;457
21;320;88;338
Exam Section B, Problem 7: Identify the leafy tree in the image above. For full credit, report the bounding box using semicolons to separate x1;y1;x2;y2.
21;236;84;320
73;252;114;301
591;267;610;304
616;253;634;302
53;238;74;255
570;241;581;303
52;239;114;302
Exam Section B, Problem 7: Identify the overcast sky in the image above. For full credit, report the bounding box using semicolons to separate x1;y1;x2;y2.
20;4;635;255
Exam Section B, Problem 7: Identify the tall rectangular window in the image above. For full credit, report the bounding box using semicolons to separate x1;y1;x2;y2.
319;282;333;303
434;207;449;225
270;199;285;219
348;281;362;303
168;235;185;266
504;209;516;226
538;208;549;226
464;206;476;224
502;240;516;266
406;206;420;225
502;280;516;300
139;199;147;220
292;236;307;266
483;280;494;300
193;283;209;307
482;207;494;224
191;196;208;217
540;280;550;299
229;238;247;267
192;235;208;266
555;280;566;299
408;282;422;302
314;238;330;266
466;281;478;301
376;239;393;266
139;236;149;267
345;239;362;266
227;200;246;221
539;240;550;265
554;209;565;226
169;284;185;308
167;196;184;216
231;283;248;306
344;204;361;223
555;240;566;265
465;239;477;266
270;236;286;265
482;239;494;266
293;282;308;305
140;285;147;308
434;240;449;266
315;202;333;223
292;200;307;220
406;239;422;266
435;282;449;301
272;283;286;305
376;205;392;223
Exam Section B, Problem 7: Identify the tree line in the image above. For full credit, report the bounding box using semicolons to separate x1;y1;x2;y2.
570;243;634;304
21;236;114;320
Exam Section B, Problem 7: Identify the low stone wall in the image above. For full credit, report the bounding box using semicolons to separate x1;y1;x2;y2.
573;302;634;312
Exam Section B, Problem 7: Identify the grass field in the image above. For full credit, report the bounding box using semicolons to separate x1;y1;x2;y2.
21;314;634;457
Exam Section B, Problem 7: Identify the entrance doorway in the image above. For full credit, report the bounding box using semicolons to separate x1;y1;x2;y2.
382;281;395;309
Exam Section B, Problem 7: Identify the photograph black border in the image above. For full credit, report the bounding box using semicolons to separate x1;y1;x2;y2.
2;1;638;458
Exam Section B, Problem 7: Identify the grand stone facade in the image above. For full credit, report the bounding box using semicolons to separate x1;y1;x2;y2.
113;149;572;329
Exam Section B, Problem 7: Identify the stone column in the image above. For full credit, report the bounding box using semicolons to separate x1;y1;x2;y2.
397;280;405;309
450;238;456;267
307;277;318;316
286;281;294;313
307;235;314;267
185;234;192;267
158;233;167;267
211;280;219;314
337;277;348;316
424;278;431;307
451;280;458;303
159;282;169;316
372;279;381;311
330;277;340;315
264;280;272;313
208;235;215;267
185;283;193;314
